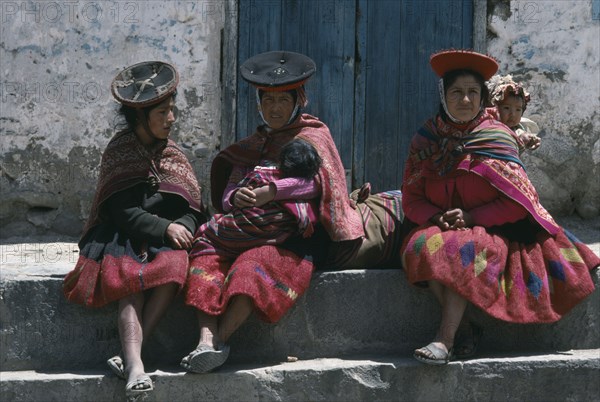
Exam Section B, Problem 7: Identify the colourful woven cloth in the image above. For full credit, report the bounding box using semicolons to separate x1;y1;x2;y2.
401;224;599;323
191;167;318;258
63;130;201;307
64;224;188;307
186;114;359;321
185;243;315;323
401;112;598;323
324;184;404;269
211;114;364;242
404;111;559;235
82;130;202;237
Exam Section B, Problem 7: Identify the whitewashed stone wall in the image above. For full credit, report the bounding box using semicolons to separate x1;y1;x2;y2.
1;0;598;238
0;1;226;237
487;0;600;217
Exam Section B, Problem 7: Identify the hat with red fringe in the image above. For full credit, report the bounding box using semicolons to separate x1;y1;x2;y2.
240;51;316;91
111;61;179;108
430;49;499;80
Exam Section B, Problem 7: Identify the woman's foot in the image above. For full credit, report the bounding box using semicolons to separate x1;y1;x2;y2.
122;360;153;401
453;322;482;360
180;343;230;373
414;341;453;365
106;355;126;380
125;374;153;401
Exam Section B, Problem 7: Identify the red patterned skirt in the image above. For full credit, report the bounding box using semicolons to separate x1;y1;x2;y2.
63;224;188;308
401;224;599;323
184;243;315;323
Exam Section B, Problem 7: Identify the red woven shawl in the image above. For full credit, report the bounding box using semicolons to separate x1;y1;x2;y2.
82;130;202;238
211;114;364;242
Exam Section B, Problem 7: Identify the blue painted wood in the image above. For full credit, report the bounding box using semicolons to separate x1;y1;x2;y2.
360;0;473;192
353;0;368;188
236;0;355;175
237;0;473;192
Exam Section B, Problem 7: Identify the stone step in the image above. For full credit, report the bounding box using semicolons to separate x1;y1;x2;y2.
1;215;598;372
1;261;599;372
1;351;599;402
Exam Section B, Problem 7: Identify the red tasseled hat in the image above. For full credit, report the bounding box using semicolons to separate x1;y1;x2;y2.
430;49;499;80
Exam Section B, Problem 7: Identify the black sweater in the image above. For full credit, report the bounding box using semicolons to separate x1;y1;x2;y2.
105;182;204;246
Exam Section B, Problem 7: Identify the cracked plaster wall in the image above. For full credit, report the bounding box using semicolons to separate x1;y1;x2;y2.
0;1;225;237
1;0;599;239
487;0;600;217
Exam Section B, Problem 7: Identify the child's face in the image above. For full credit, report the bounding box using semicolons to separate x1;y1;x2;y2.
497;95;524;128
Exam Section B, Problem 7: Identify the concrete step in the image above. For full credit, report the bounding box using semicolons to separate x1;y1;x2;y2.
1;351;599;402
1;258;599;372
1;215;599;372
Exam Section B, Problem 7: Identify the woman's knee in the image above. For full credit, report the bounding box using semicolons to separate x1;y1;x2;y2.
120;292;145;309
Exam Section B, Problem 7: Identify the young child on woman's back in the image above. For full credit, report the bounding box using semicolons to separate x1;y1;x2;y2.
487;74;541;153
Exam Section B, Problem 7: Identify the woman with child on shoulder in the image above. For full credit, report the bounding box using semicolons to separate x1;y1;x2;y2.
180;50;366;373
400;49;599;365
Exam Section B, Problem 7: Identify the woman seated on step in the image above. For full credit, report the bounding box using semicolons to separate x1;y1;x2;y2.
180;50;367;373
400;49;600;365
63;61;205;399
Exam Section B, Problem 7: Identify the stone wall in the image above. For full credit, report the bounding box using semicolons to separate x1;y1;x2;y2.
1;0;598;239
0;1;226;237
487;0;600;217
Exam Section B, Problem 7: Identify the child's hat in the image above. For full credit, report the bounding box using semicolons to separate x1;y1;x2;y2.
487;74;531;107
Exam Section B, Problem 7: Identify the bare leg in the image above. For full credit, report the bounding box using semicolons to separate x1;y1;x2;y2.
180;300;250;373
196;310;220;348
430;280;469;331
429;280;444;305
415;280;467;362
218;295;254;343
190;294;253;347
436;286;467;349
118;293;145;383
141;283;178;338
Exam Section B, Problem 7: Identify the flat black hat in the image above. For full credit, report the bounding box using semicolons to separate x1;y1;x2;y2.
111;61;179;108
240;51;316;90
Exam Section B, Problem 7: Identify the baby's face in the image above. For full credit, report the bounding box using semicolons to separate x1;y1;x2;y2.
497;95;524;128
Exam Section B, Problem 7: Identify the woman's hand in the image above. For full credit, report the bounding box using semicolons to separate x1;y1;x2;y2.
430;209;474;231
430;213;450;231
166;223;193;249
233;187;257;208
443;208;474;230
252;184;276;207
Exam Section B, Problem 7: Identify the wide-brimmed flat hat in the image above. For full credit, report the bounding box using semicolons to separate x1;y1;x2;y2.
111;61;179;108
430;49;498;80
240;51;316;91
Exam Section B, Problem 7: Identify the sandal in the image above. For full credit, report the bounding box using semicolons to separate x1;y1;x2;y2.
180;343;230;373
414;342;453;365
454;323;482;360
125;374;153;400
107;355;126;380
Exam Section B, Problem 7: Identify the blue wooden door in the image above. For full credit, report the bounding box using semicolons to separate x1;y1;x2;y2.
236;0;473;191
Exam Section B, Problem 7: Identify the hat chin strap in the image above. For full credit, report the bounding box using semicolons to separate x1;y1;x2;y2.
255;88;300;129
438;78;483;125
